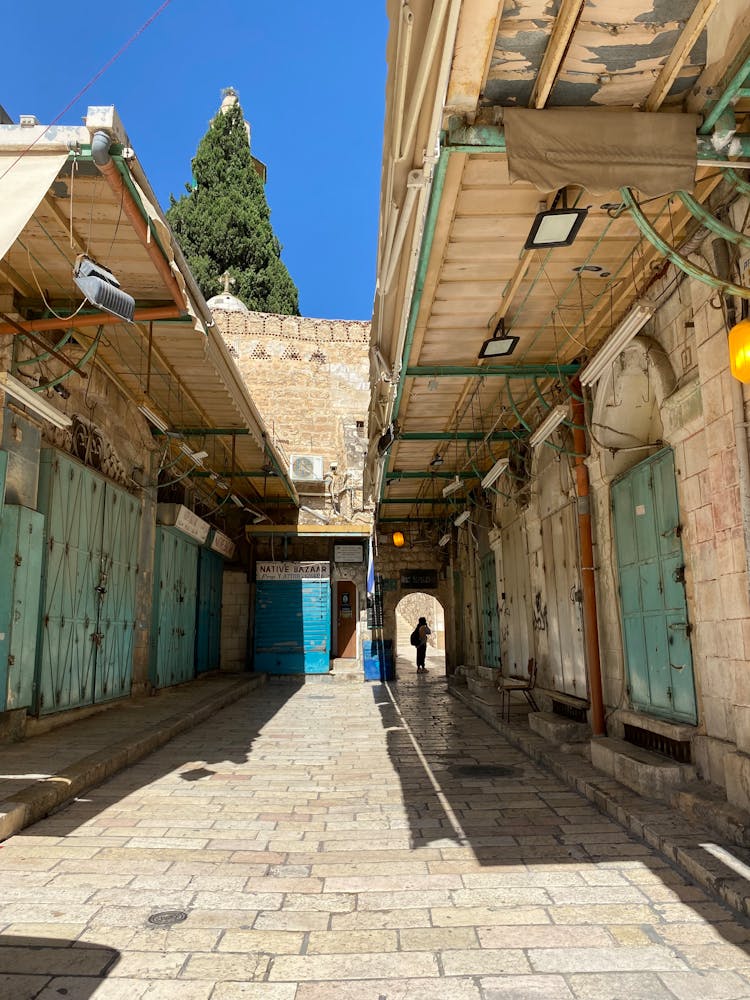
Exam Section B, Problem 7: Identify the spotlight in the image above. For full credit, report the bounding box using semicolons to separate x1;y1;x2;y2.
478;318;519;360
73;255;135;322
529;405;568;448
429;452;444;469
524;191;588;251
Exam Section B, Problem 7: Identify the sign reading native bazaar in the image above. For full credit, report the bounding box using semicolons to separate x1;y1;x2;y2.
400;569;438;589
256;561;330;581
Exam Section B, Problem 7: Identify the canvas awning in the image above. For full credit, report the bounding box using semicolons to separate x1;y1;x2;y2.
504;109;701;197
0;151;69;261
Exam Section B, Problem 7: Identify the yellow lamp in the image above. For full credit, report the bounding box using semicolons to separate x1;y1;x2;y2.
729;319;750;383
392;530;405;548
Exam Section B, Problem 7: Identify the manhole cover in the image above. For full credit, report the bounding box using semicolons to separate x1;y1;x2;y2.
148;910;188;927
449;764;518;778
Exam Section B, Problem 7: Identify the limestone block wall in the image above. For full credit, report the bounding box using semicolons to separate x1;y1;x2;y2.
221;570;251;672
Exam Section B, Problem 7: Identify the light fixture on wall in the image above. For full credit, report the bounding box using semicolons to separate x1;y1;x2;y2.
438;533;451;547
481;457;509;490
73;255;135;322
454;510;470;527
0;372;72;429
729;319;750;383
392;530;406;547
578;298;656;386
442;476;463;498
138;405;169;433
478;318;519;360
529;405;568;448
524;189;588;251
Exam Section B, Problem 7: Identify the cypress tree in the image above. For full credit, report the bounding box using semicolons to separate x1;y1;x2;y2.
167;91;300;315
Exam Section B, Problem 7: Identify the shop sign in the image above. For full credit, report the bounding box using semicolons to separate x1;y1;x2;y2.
400;569;438;589
210;530;236;559
257;561;330;581
334;544;364;563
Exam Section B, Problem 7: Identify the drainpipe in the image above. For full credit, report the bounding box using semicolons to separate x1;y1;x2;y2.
713;237;750;605
571;379;606;736
90;131;186;311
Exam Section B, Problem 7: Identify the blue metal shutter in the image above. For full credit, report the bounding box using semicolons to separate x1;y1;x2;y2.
254;578;330;675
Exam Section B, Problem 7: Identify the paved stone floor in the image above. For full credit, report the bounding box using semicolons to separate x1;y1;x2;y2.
2;655;750;999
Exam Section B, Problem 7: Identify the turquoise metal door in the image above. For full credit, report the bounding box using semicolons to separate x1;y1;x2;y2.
480;552;501;668
37;452;105;714
0;505;44;711
150;527;199;687
254;576;330;674
612;448;697;723
196;548;223;673
95;488;142;702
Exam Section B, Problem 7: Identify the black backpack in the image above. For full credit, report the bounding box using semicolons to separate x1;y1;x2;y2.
410;627;420;647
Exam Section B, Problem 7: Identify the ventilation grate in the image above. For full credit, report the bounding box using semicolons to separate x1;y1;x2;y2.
552;699;587;723
624;723;692;763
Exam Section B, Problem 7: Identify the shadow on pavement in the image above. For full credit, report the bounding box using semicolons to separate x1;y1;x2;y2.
0;935;119;1000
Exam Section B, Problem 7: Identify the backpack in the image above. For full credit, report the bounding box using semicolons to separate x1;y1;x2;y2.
410;627;420;647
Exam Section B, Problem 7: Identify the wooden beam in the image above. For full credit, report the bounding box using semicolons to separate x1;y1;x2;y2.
0;261;32;298
42;194;88;255
529;0;585;109
644;0;720;112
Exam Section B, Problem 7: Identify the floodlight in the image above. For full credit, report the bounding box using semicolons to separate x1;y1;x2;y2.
578;299;657;386
454;510;470;527
478;318;519;360
0;372;72;429
429;452;444;468
481;458;509;490
438;533;451;547
529;405;568;448
524;207;588;250
138;405;169;433
73;255;135;322
442;476;463;498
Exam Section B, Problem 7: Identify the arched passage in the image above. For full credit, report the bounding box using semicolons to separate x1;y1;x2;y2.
395;592;446;673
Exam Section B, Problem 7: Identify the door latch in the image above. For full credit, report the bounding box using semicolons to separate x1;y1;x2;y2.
91;632;103;647
672;565;686;584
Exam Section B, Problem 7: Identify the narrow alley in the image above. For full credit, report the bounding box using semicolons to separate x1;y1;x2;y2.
2;662;750;999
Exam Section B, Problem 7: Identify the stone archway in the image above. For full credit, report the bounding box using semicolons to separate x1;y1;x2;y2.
395;592;446;656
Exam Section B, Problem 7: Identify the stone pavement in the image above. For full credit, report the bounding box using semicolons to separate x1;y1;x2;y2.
1;654;750;998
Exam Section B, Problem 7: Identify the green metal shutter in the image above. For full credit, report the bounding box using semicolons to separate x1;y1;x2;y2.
150;527;199;688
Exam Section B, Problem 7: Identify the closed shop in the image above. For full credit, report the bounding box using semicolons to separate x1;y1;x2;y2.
254;561;331;674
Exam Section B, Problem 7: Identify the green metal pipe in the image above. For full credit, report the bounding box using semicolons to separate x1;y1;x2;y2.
676;190;750;251
407;364;579;377
722;167;750;199
506;379;532;433
380;497;456;504
33;327;103;391
16;328;75;366
378;516;446;523
699;53;750;134
189;470;268;479
154;428;251;436
621;188;750;298
386;470;475;481
399;430;518;441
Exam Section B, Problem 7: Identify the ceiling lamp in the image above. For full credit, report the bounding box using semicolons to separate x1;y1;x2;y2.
481;457;509;490
454;510;470;527
438;533;451;547
73;255;135;322
138;405;169;433
524;190;588;251
728;319;750;383
529;405;568;448
478;318;519;360
392;530;406;547
429;452;444;468
442;476;463;498
0;372;72;429
578;298;656;386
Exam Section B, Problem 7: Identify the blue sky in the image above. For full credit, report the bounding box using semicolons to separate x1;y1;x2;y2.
1;1;388;321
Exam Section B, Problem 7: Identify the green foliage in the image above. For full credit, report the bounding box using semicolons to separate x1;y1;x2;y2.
167;100;299;315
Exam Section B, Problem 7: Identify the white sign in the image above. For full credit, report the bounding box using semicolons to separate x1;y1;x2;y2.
334;544;363;563
257;561;330;581
211;530;236;559
157;503;210;544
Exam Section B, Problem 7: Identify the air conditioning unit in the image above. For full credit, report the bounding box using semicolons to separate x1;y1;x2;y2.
289;454;324;482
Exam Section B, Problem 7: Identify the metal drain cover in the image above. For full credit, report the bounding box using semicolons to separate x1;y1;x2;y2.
148;910;188;926
450;764;518;778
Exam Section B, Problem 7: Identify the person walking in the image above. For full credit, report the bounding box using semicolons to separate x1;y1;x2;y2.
415;616;431;673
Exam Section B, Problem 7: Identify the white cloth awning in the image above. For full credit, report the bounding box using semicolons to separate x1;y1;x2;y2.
0;151;69;261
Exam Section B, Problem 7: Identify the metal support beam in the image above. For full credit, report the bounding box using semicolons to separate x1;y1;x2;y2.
399;430;517;441
406;364;579;377
386;470;475;481
155;427;251;436
380;497;454;504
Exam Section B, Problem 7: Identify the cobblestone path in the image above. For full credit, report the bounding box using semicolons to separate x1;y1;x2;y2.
2;665;750;999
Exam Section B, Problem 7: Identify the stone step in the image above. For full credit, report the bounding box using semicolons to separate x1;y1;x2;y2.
329;658;363;681
529;711;591;745
590;736;695;801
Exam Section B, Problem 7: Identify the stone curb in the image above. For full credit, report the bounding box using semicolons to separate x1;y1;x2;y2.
449;683;750;919
0;674;267;843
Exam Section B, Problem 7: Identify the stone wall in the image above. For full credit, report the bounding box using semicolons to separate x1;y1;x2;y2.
221;570;251;672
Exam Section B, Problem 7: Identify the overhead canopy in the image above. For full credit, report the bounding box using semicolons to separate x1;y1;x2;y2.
0;151;69;260
504;109;701;197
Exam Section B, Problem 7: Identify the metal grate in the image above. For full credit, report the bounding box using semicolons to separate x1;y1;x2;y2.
552;699;587;724
624;723;692;763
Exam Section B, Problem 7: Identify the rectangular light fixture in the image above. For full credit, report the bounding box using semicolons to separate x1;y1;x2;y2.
478;318;519;360
230;494;244;507
438;533;451;547
481;458;509;490
578;299;657;387
454;510;470;527
529;404;568;448
180;443;208;466
73;255;135;322
0;372;72;429
524;207;588;250
138;405;169;433
442;476;463;498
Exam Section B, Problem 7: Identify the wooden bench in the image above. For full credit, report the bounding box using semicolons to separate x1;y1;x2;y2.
497;658;539;722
